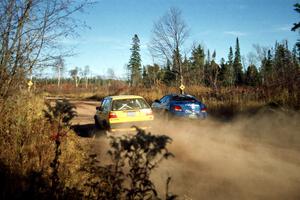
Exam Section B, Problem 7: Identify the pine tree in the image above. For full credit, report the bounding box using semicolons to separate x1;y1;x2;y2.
142;66;149;87
171;50;183;84
204;49;211;86
212;50;216;60
162;59;176;86
190;45;205;85
245;64;259;86
291;3;300;54
292;44;300;64
208;50;220;89
233;37;244;85
272;41;299;105
260;50;273;86
222;47;234;86
128;34;142;86
182;55;191;85
273;42;295;86
228;46;234;65
146;64;161;87
219;58;226;84
206;49;211;64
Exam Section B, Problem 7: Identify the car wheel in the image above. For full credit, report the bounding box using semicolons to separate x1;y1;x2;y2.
103;120;111;131
94;115;101;129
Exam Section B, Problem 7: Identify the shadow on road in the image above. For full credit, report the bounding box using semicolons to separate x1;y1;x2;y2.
71;123;107;138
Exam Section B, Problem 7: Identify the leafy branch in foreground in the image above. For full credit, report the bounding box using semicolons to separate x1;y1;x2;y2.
43;99;77;196
82;127;177;200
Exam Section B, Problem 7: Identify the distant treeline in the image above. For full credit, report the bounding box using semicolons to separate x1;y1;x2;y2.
136;39;299;89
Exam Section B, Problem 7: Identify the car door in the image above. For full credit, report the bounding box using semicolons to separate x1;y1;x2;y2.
97;98;112;125
152;95;170;113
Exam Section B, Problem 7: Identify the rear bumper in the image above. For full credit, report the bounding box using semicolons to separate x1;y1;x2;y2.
171;111;207;119
109;121;153;132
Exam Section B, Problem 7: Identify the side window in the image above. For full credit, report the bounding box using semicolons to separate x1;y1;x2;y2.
100;99;107;110
103;98;111;111
101;98;111;112
160;96;170;104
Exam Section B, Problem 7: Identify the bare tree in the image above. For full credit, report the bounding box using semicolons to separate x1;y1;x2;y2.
107;67;115;79
53;56;65;88
149;7;189;93
81;65;90;88
252;44;269;64
0;0;94;98
70;66;81;87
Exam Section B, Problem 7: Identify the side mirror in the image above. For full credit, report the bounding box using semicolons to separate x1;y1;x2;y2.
154;99;160;103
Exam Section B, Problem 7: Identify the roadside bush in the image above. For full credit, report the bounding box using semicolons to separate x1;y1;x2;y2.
0;92;52;174
0;94;87;199
81;127;177;200
0;94;176;199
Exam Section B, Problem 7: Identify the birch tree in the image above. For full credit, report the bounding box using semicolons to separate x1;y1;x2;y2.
149;7;189;93
0;0;93;98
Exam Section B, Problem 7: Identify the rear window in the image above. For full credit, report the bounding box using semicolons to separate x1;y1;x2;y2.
171;96;197;102
112;98;150;111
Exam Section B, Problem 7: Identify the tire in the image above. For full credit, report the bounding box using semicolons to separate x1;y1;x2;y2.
102;120;111;131
94;115;101;129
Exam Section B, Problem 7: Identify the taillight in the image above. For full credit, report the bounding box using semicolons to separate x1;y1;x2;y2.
146;110;153;115
109;112;118;119
201;106;207;112
173;105;182;111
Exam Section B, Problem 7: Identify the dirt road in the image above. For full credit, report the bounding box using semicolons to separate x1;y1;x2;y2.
72;100;300;200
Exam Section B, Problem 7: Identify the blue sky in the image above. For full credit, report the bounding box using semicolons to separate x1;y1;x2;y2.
61;0;299;78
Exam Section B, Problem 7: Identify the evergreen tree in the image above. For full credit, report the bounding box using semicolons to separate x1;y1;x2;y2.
233;37;244;85
245;64;259;86
171;50;183;84
182;55;191;85
292;44;300;64
206;49;211;64
162;59;176;86
228;46;234;65
222;47;234;86
212;50;216;60
190;45;205;85
291;3;300;54
208;59;220;89
260;50;273;86
273;42;294;85
219;57;226;84
204;49;211;86
128;34;142;86
271;41;299;105
146;64;161;87
142;66;149;87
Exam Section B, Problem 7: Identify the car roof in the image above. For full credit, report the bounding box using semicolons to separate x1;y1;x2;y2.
106;95;145;100
167;93;196;98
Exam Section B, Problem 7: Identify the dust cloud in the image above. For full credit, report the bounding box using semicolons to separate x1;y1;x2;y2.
150;110;300;200
73;100;300;199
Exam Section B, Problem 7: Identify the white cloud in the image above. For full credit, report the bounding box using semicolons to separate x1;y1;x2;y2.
276;26;291;32
224;31;247;37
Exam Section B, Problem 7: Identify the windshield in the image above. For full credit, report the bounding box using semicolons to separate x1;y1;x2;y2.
171;96;197;102
112;98;150;111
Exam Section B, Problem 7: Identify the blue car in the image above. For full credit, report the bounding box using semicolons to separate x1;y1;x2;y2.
151;94;207;120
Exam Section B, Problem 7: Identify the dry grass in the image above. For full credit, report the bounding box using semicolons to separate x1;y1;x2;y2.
1;83;295;198
40;83;296;120
0;92;91;199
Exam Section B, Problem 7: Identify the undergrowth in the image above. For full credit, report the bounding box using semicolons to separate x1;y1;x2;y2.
0;93;176;199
